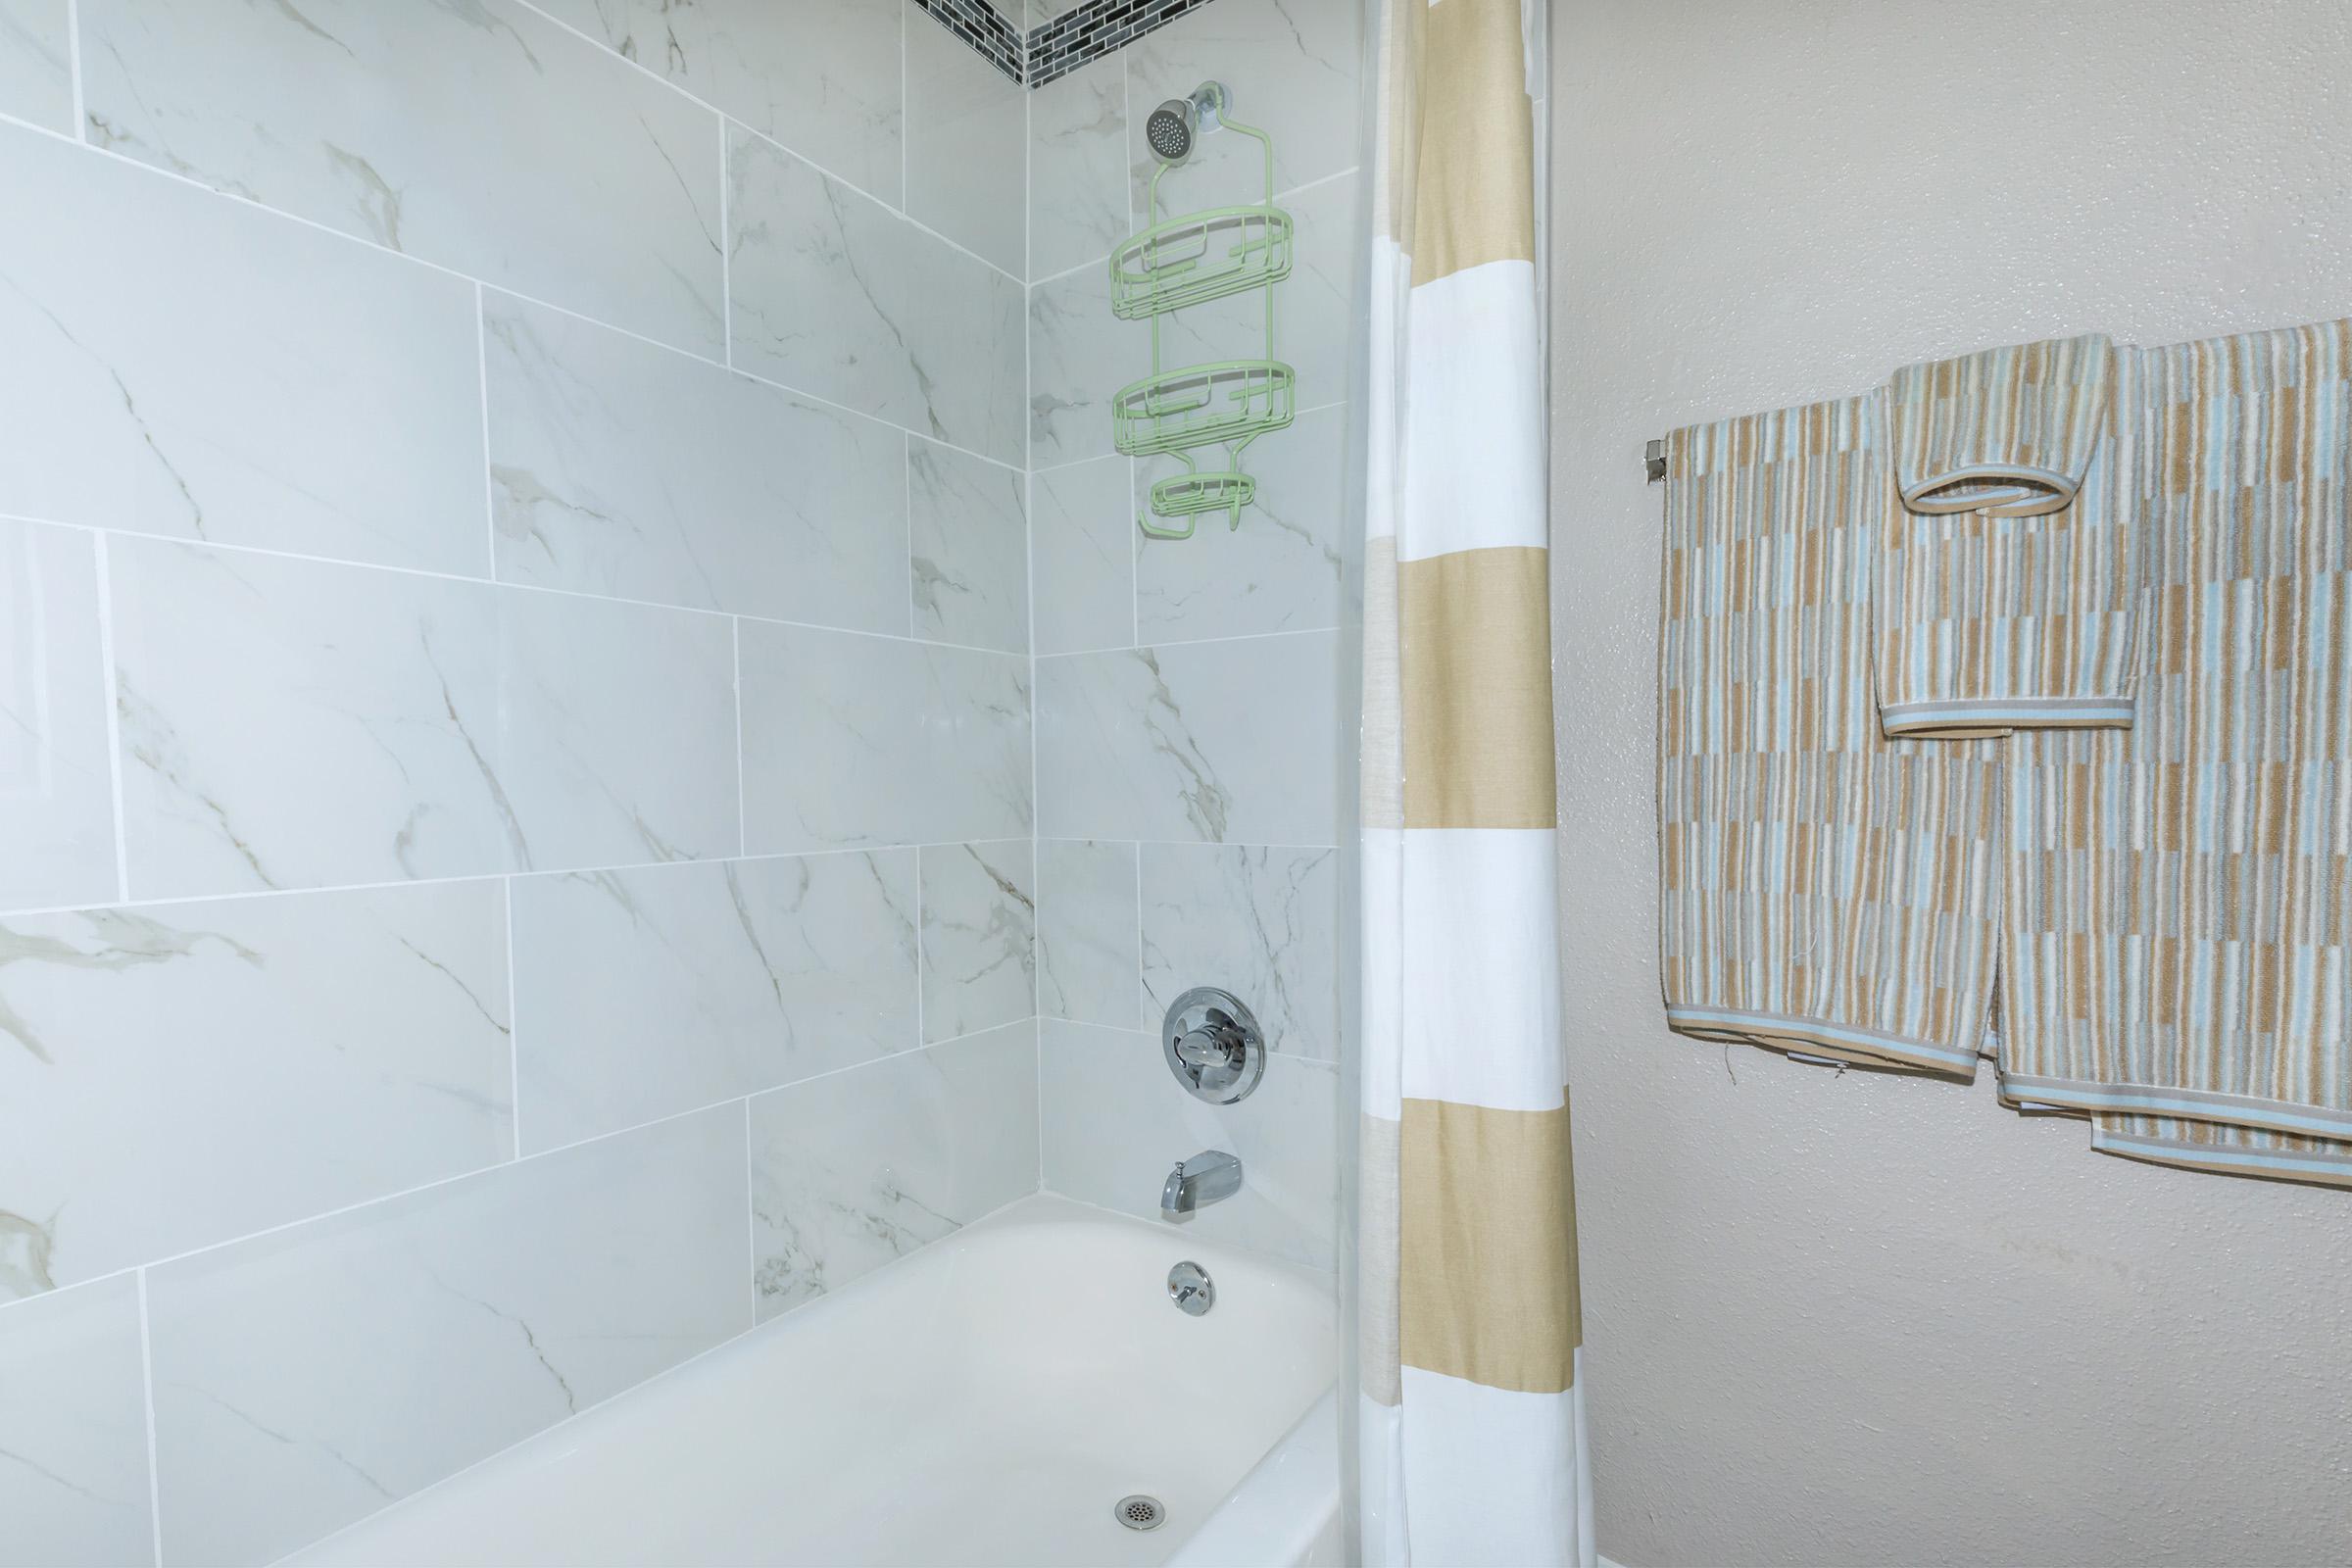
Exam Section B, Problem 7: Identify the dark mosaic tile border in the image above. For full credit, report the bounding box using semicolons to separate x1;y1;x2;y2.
1026;0;1223;88
911;0;1222;89
913;0;1026;82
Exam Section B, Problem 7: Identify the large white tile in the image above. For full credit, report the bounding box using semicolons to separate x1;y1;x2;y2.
904;0;1024;276
750;1021;1038;1318
1028;265;1143;468
0;521;116;913
1037;838;1139;1027
1032;455;1137;655
1040;1019;1336;1271
108;539;516;900
920;840;1035;1043
910;436;1028;654
1125;0;1361;213
0;125;486;574
537;0;903;205
485;293;907;633
496;589;739;870
1141;844;1337;1060
1137;403;1345;639
0;880;512;1301
511;852;918;1152
111;543;738;897
0;0;70;132
739;622;1031;854
1029;54;1130;281
147;1103;749;1568
1035;632;1342;845
79;0;725;355
0;1276;154;1568
729;132;1025;466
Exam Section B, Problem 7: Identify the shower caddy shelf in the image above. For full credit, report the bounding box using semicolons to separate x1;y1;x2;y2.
1110;99;1296;540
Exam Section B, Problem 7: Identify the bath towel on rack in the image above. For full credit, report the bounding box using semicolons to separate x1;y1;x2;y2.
1999;318;2352;1178
1875;333;2145;737
1657;393;2002;1076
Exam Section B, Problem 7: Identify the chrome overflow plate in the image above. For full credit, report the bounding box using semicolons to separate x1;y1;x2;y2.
1168;1260;1214;1316
1160;986;1266;1104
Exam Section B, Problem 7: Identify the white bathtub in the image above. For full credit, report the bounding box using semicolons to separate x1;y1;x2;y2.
286;1194;1339;1567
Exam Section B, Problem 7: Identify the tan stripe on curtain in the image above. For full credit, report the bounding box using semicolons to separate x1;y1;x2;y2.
1397;1097;1583;1395
1399;546;1557;828
1410;0;1535;284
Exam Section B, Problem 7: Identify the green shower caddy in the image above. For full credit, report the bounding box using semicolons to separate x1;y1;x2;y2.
1109;115;1296;540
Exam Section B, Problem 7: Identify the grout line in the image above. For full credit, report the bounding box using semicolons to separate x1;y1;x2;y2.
727;113;1023;288
1120;46;1135;235
905;431;918;638
1036;621;1343;656
0;842;1130;923
504;0;912;219
1131;837;1145;1031
134;1269;163;1568
90;531;131;905
473;283;497;577
2;1023;1048;1329
914;845;928;1049
1020;9;1032;285
731;619;747;856
0;512;1036;659
1022;37;1044;1197
63;0;84;138
741;1097;758;1325
900;0;909;207
0;833;1336;926
0;113;1028;478
503;877;521;1160
718;116;733;368
1118;47;1138;648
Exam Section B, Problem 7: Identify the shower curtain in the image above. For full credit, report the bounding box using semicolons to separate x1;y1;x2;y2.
1354;0;1592;1562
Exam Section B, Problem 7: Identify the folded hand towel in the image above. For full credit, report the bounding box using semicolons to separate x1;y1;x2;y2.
1875;333;2143;737
1892;332;2111;515
1999;319;2352;1172
1658;392;2002;1076
2091;1116;2352;1190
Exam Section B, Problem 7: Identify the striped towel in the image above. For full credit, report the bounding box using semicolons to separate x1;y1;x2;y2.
1875;333;2143;737
1999;318;2352;1181
2091;1116;2352;1190
1658;393;2003;1077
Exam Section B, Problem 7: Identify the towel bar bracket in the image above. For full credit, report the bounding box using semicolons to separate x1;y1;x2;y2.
1643;438;1665;483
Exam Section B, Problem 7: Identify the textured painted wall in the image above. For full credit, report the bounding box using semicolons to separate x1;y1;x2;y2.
1546;1;2352;1563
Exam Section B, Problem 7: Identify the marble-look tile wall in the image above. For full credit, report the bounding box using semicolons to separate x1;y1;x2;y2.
1024;0;1361;1278
0;3;1040;1561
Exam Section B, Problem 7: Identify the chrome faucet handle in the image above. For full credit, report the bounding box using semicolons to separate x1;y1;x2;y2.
1174;1012;1248;1089
1161;988;1266;1104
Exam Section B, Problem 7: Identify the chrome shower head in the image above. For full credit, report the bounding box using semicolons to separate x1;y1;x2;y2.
1145;81;1229;166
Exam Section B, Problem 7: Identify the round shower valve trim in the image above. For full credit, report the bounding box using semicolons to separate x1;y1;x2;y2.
1161;986;1266;1103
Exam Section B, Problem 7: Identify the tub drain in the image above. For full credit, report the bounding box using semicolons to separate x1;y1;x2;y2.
1114;1494;1166;1532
